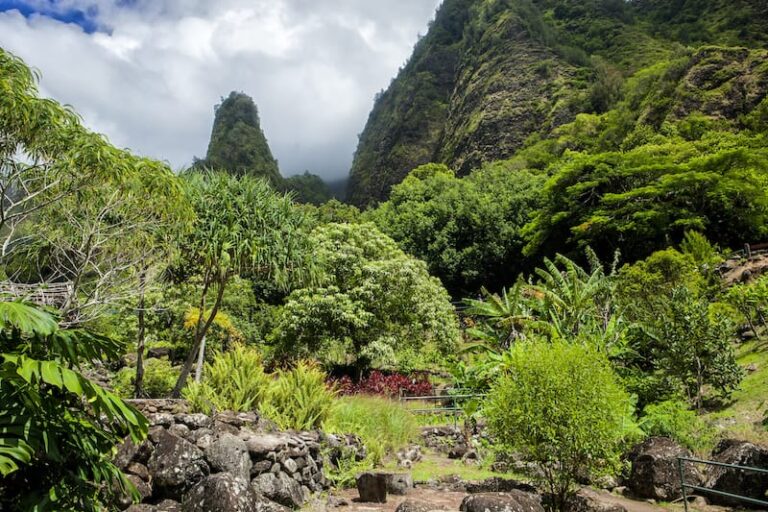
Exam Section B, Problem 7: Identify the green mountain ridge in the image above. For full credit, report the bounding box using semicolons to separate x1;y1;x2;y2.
347;0;768;207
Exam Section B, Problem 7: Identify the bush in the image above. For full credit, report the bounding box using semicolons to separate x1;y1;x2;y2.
485;341;636;511
331;370;433;398
639;400;715;453
113;358;178;398
184;344;270;415
262;362;337;431
323;396;418;466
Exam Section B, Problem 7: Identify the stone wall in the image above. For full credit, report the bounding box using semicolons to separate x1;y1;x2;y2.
116;403;365;511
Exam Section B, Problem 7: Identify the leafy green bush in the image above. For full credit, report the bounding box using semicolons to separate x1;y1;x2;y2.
262;361;336;430
323;396;418;466
485;341;636;511
184;344;270;415
113;359;178;398
0;302;147;511
639;400;715;453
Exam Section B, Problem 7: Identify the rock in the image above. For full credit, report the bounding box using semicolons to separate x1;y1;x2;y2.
465;478;537;494
156;500;182;512
116;438;153;469
195;434;214;451
396;499;448;512
251;471;306;508
282;458;298;474
148;347;172;359
566;488;627;512
205;433;252;482
175;413;213;430
460;491;544;512
246;434;290;457
181;473;261;512
357;472;388;503
129;474;153;502
626;437;701;501
147;429;209;500
386;473;414;495
448;444;469;460
149;413;175;427
169;423;191;439
704;439;768;507
126;462;151;482
251;460;274;476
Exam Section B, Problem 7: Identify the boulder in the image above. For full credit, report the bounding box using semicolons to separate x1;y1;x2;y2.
386;473;414;495
147;429;209;500
246;434;289;457
460;491;544;512
126;462;151;482
251;471;305;508
466;478;538;494
357;472;388;503
566;488;627;512
205;433;253;482
396;499;448;512
175;413;213;430
127;500;181;512
116;437;153;469
704;439;768;507
626;437;701;501
181;473;261;512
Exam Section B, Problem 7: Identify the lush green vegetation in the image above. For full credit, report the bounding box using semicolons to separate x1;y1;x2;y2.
3;0;768;506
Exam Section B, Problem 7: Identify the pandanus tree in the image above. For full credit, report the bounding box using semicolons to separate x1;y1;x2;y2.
171;171;315;397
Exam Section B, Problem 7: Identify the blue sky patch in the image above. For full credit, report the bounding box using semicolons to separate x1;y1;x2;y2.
0;0;101;33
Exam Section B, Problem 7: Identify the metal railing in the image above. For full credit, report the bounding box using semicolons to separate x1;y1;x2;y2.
677;456;768;512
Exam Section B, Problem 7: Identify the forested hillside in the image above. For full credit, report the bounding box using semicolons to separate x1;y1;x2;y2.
347;0;768;206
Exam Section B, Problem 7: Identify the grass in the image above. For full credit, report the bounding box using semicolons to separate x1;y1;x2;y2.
703;339;768;444
381;449;523;482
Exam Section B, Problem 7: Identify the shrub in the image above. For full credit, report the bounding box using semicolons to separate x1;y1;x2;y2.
485;341;636;511
184;344;270;415
113;359;178;398
639;400;715;453
262;361;336;431
323;396;418;466
331;370;433;398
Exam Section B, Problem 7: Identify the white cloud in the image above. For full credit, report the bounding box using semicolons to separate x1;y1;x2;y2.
0;0;442;178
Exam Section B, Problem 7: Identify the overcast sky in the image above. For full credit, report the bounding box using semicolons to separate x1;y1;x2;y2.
0;0;442;180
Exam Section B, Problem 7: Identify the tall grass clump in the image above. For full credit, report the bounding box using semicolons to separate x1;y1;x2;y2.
323;395;419;465
263;361;337;430
184;343;270;414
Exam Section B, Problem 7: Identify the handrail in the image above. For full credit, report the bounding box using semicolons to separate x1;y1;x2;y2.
677;456;768;512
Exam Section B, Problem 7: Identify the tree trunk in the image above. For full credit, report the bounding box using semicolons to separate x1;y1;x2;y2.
172;271;228;397
194;334;207;383
134;266;147;398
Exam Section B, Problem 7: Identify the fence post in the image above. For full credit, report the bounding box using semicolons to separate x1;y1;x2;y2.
745;243;752;258
678;457;689;512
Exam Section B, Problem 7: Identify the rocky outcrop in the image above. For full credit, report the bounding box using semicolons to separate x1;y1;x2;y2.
704;439;768;508
460;491;544;512
626;437;702;501
115;409;335;510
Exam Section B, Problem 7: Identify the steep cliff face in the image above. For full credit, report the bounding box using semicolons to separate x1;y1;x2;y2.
347;0;768;207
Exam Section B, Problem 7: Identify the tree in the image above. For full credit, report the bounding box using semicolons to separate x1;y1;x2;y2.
281;171;333;205
198;91;281;183
272;223;460;374
171;171;314;396
369;163;545;295
485;340;635;511
0;302;147;510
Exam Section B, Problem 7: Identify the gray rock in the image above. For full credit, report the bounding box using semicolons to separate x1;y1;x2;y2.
357;472;388;503
251;471;306;508
147;429;209;500
175;413;213;430
169;423;191;439
116;437;153;469
149;413;175;427
566;488;627;512
704;439;768;507
460;491;544;512
282;458;298;474
126;462;150;482
465;478;537;494
626;437;701;501
251;460;274;476
386;473;414;495
395;499;448;512
206;433;252;482
156;500;182;512
247;434;290;457
195;434;214;451
182;473;261;512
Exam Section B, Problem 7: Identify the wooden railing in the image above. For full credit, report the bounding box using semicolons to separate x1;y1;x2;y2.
0;281;73;308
